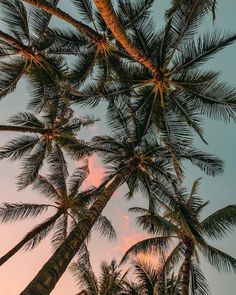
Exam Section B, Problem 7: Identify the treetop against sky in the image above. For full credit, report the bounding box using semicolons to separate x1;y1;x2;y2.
0;1;236;294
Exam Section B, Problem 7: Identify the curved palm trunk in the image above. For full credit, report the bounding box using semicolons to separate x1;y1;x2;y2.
0;30;28;52
93;0;158;77
0;209;63;266
181;240;193;295
22;0;101;41
20;172;125;294
0;125;47;134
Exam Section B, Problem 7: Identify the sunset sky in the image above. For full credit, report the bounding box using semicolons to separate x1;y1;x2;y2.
0;1;236;294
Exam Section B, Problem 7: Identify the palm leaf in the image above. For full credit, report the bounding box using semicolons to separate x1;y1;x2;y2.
9;112;44;128
24;209;62;250
32;175;60;201
173;31;236;71
51;213;68;249
68;161;89;198
72;0;94;24
0;203;48;223
0;135;39;160
17;139;49;189
121;237;171;264
0;0;29;42
30;0;60;42
202;205;236;239
95;215;117;241
199;244;236;273
189;261;209;295
0;58;27;99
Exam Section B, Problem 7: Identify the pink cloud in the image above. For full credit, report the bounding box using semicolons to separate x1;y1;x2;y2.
81;155;105;188
114;212;148;255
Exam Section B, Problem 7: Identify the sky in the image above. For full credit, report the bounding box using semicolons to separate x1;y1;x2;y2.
0;0;236;294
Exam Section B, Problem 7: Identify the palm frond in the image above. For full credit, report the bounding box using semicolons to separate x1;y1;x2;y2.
95;215;117;241
202;205;236;239
121;237;171;264
30;0;60;43
24;209;62;250
72;0;94;24
68;160;89;198
0;58;27;99
117;0;155;32
47;143;68;179
176;146;224;176
199;244;236;273
47;28;88;55
0;203;48;223
189;261;209;295
70;260;98;294
9;112;44;128
0;0;29;42
32;175;60;201
0;135;39;160
129;258;156;294
51;213;68;249
173;31;236;71
17;139;49;189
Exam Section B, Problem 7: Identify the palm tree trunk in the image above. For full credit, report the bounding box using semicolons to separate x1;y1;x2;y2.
0;30;28;52
20;172;125;294
0;125;47;134
181;240;193;295
0;209;63;266
22;0;101;41
93;0;158;77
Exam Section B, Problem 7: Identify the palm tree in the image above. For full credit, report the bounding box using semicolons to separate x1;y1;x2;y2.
122;179;236;295
0;107;94;188
20;101;224;294
70;258;127;295
0;159;116;266
20;0;160;86
0;0;67;100
122;257;181;295
90;0;236;145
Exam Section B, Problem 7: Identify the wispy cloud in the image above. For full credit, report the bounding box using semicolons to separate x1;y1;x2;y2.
81;155;105;188
114;212;148;255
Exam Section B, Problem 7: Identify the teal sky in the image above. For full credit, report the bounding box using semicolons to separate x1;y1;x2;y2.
0;1;236;294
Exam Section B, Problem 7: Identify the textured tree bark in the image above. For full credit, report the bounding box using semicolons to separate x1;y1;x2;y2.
20;172;125;294
0;210;63;266
181;240;193;295
0;30;28;51
22;0;101;41
93;0;158;77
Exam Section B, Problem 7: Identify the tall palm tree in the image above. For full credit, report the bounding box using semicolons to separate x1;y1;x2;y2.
70;258;127;295
0;107;94;188
91;0;236;144
93;0;219;77
20;101;224;294
121;179;236;295
0;159;116;266
20;0;155;86
0;0;67;100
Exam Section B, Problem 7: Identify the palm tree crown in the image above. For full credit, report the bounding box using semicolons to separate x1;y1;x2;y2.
122;179;236;295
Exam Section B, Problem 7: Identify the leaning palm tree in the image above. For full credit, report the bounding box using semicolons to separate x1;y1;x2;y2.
0;107;94;189
70;258;127;295
20;101;224;294
122;257;181;295
91;0;236;145
121;179;236;295
0;159;116;266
